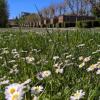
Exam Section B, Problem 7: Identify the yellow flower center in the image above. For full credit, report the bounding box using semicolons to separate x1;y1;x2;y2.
10;88;16;94
35;86;39;90
12;93;19;100
74;93;80;98
90;64;96;69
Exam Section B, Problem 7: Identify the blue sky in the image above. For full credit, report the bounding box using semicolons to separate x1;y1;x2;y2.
8;0;63;19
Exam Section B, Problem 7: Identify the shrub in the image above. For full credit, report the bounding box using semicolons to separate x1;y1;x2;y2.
76;21;82;28
64;22;75;27
76;20;100;28
93;20;100;27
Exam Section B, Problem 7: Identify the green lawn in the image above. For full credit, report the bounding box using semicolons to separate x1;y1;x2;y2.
0;30;100;100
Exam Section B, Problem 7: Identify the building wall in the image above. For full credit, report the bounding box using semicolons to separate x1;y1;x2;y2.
58;15;95;23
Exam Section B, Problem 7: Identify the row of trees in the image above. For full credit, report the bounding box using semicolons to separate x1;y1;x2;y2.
40;0;100;18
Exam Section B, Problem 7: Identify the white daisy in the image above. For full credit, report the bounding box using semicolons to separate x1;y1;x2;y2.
10;92;23;100
70;90;85;100
31;85;43;95
77;44;85;47
79;62;85;68
96;69;100;74
36;72;43;80
83;56;91;62
66;55;72;59
87;64;97;72
5;83;24;100
79;56;84;61
25;56;35;64
53;56;59;60
55;68;64;74
33;96;39;100
42;70;51;78
21;79;31;86
53;63;60;68
0;80;9;86
36;70;51;80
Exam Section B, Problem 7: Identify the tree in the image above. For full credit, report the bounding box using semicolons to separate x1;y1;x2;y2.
84;0;100;17
92;2;100;17
56;2;64;16
41;8;50;18
65;0;75;15
0;0;9;27
15;17;19;25
49;4;55;18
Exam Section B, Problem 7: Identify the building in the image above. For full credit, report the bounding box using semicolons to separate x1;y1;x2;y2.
56;15;95;27
8;13;96;28
8;19;18;27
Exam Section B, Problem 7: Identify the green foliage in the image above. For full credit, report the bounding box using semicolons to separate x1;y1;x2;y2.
0;30;99;99
64;22;75;27
76;20;100;28
0;0;9;27
92;2;100;18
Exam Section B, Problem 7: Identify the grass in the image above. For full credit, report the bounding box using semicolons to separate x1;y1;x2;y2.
0;30;100;100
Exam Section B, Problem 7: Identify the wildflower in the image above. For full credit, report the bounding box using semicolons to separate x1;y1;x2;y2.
10;92;23;100
77;44;85;47
20;50;27;53
11;49;18;54
97;44;100;47
70;90;85;100
49;39;52;42
5;83;22;95
87;64;97;72
5;83;24;100
65;60;70;63
36;72;44;80
55;67;64;74
92;51;97;54
8;60;16;63
97;61;100;64
66;55;72;59
53;56;59;60
2;48;9;54
21;79;31;86
33;96;39;100
9;68;19;74
13;64;18;69
83;56;91;62
79;62;85;68
25;56;35;64
92;50;100;54
96;50;100;52
13;53;20;58
31;85;43;95
53;63;60;68
2;61;7;67
96;69;100;74
36;70;51;80
0;76;6;81
14;68;19;74
33;49;41;53
0;80;9;86
0;56;3;59
42;70;51;78
78;56;84;61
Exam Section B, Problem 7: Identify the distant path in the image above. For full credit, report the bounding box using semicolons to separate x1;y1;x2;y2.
0;27;100;33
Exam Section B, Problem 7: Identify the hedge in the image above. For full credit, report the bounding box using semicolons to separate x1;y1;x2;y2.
76;20;100;28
